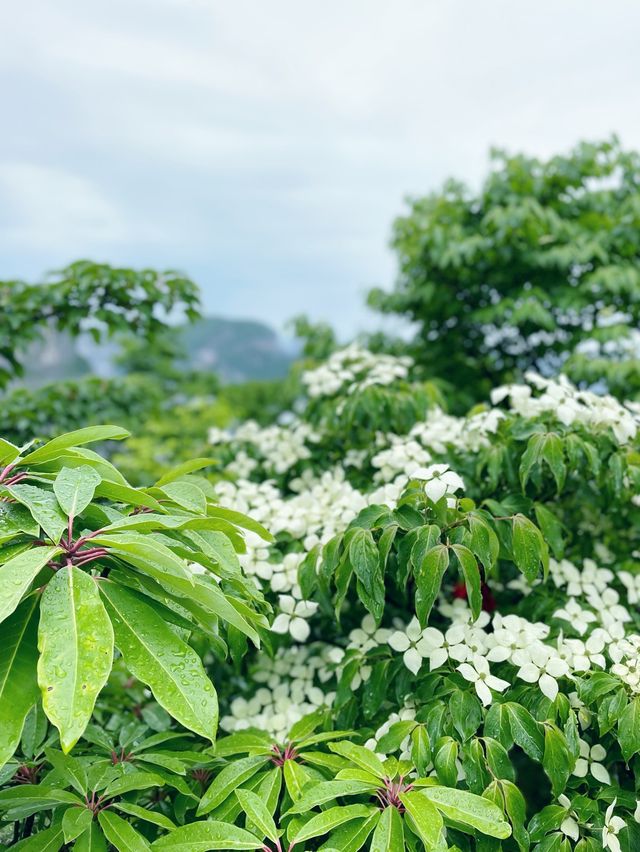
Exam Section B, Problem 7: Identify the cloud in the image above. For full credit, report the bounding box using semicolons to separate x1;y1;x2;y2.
0;0;639;333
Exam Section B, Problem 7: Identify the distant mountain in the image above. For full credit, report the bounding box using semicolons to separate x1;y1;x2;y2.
175;317;295;382
18;316;295;388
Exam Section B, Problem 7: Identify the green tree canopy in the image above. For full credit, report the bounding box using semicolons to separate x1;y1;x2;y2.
369;138;640;404
0;261;200;389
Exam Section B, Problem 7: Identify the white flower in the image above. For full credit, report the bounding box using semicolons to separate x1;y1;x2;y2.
553;599;597;636
457;655;510;706
563;633;606;672
619;570;640;605
388;618;430;675
348;614;391;653
602;801;625;852
410;463;465;503
418;625;469;669
271;594;318;642
516;644;569;700
573;739;610;784
557;794;580;841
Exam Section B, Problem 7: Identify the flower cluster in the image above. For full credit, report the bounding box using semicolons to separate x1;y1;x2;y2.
492;371;640;444
301;343;412;398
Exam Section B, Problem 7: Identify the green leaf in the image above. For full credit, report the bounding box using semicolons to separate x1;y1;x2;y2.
45;747;88;795
0;545;61;625
62;807;93;843
159;481;207;514
542;725;573;797
507;703;544;762
112;803;176;832
400;790;445;848
100;582;218;742
38;566;114;752
519;433;545;490
151;821;263;850
0;595;40;768
512;514;548;582
422;786;512;838
450;689;482;741
12;821;65;850
349;528;384;621
618;696;640;762
286;779;380;815
370;805;403;852
320;810;379;852
98;810;151;851
542;433;567;492
155;458;217;487
501;779;530;852
329;741;387;779
452;544;481;620
94;480;163;511
103;770;165;798
0;784;82;819
415;544;449;626
19;426;129;466
235;788;279;843
411;726;431;776
294;804;374;843
0;501;39;543
5;484;67;544
73;821;107;852
283;757;310;801
197;755;270;815
53;466;101;518
377;720;416;755
467;514;499;573
205;505;273;542
534;504;564;558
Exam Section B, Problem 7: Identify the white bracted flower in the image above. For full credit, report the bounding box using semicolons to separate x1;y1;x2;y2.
557;794;580;842
516;644;569;700
602;801;625;852
271;594;318;642
552;599;597;636
563;633;607;672
388;617;431;675
457;654;510;706
418;624;469;669
573;739;610;784
410;463;465;503
348;614;391;653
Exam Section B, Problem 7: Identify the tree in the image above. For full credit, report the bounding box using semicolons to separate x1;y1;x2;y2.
0;260;200;389
368;138;640;404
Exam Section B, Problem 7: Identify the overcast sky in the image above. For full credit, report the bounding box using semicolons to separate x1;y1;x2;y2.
1;1;639;336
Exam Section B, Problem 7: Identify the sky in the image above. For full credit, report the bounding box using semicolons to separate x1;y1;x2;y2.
1;0;639;337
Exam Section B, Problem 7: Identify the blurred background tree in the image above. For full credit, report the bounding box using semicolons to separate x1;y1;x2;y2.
368;138;640;405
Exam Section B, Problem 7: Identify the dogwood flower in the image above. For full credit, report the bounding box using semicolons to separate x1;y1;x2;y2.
602;801;625;852
410;463;465;503
457;655;510;706
557;795;580;842
418;624;469;669
271;594;318;642
553;599;597;635
573;739;610;784
388;618;431;675
516;644;569;700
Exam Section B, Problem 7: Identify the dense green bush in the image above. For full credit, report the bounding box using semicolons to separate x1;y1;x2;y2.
2;345;639;850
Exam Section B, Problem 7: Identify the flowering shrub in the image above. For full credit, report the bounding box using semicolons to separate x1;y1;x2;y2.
1;346;640;850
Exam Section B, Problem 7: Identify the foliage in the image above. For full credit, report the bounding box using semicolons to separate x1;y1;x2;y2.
0;261;200;389
368;138;640;404
2;307;640;846
0;425;270;772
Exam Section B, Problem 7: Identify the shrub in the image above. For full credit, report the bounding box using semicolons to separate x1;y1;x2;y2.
1;347;640;850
